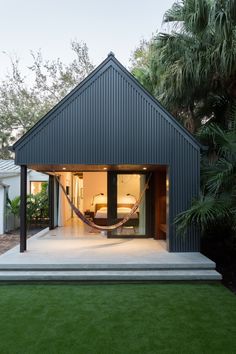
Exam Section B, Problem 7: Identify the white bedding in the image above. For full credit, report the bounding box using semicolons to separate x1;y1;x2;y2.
94;207;138;219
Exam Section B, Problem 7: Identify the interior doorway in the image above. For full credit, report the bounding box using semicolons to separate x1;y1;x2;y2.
72;173;83;211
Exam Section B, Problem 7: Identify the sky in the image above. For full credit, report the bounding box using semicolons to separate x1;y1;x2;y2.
0;0;174;79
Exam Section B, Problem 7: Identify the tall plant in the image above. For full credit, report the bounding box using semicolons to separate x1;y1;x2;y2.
132;0;236;132
0;41;94;158
175;123;236;241
7;182;49;229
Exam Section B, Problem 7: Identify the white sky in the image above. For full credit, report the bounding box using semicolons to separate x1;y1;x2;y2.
0;0;174;79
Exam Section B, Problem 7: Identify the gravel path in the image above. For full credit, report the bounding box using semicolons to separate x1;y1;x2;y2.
0;228;45;255
0;234;20;255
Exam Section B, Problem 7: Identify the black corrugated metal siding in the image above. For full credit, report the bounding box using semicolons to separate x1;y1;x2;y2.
13;54;201;252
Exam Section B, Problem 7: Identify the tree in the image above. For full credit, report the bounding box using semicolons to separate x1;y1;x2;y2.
132;0;236;133
130;1;236;254
7;183;49;229
130;39;156;95
0;41;94;158
7;196;20;229
175;122;236;245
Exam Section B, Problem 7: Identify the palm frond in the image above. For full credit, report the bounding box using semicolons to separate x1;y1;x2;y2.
163;2;184;23
183;0;210;34
205;158;235;194
197;123;236;159
175;194;232;235
226;100;236;132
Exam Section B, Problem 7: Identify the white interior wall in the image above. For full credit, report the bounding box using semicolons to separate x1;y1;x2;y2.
139;175;146;233
58;172;72;226
82;173;140;211
78;177;84;211
83;172;107;212
117;174;140;203
72;175;83;210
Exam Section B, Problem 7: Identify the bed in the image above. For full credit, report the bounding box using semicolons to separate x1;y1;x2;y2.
93;203;139;227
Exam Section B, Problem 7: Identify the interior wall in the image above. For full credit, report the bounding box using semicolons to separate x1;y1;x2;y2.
82;173;140;212
73;175;83;210
58;172;72;226
83;172;107;212
117;174;140;203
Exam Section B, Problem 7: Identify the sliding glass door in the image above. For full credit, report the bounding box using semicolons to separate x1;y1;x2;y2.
109;173;147;236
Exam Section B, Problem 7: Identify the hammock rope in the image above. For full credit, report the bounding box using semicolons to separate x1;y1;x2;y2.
55;173;152;231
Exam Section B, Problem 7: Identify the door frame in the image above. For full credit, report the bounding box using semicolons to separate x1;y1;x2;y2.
107;171;154;238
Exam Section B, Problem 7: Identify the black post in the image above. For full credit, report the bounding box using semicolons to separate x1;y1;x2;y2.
20;165;27;252
49;175;55;230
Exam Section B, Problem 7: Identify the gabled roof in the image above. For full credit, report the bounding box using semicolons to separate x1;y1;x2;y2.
0;181;9;188
13;53;202;151
0;160;40;178
0;159;20;174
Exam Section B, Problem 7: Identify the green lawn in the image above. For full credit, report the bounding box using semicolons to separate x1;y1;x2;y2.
0;284;235;354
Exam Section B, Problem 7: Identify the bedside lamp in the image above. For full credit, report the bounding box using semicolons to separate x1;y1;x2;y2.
126;193;137;202
91;193;104;206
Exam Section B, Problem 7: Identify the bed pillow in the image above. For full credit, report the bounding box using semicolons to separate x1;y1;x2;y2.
117;207;132;212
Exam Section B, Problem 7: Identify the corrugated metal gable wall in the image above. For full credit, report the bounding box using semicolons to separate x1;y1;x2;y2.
15;61;200;251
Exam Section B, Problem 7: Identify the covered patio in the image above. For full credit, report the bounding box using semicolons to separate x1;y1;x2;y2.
0;219;221;281
0;219;168;265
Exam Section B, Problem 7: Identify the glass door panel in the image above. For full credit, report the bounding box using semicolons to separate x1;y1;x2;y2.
112;174;146;236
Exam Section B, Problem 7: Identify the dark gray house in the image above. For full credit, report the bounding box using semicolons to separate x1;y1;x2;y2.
13;53;202;253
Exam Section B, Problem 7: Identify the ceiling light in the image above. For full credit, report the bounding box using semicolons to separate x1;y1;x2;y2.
143;167;147;170
103;167;107;170
62;167;66;170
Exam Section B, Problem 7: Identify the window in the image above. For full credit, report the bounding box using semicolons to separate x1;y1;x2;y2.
30;181;46;195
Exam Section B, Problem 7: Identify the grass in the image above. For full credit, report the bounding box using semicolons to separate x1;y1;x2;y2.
0;284;235;354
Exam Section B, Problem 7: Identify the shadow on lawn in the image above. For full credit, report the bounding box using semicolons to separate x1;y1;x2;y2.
201;237;236;294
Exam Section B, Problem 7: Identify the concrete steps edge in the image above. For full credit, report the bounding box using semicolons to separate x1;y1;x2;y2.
0;263;216;271
0;269;222;281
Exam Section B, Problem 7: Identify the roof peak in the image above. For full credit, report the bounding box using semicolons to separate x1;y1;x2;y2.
13;53;203;151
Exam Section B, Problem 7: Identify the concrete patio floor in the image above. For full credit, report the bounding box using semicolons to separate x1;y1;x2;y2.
0;219;222;281
0;219;214;266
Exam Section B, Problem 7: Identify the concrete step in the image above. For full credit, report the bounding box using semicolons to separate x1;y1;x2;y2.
0;261;216;271
0;269;222;282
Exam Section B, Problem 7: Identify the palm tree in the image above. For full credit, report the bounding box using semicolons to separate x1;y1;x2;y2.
131;1;236;264
130;40;157;95
133;0;236;132
175;122;236;237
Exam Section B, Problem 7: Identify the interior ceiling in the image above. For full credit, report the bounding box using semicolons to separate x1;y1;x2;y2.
28;164;167;173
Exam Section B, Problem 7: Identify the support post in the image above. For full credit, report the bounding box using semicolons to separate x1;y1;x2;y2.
49;175;55;230
20;165;27;252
